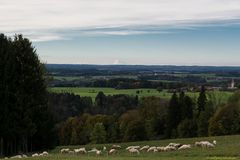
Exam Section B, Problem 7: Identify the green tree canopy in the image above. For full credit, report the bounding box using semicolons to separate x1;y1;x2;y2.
209;92;240;136
90;123;107;144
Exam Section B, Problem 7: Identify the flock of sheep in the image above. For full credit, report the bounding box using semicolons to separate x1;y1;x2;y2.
59;140;217;156
4;151;49;159
3;140;217;159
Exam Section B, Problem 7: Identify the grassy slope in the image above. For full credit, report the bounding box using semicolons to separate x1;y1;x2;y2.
23;135;240;160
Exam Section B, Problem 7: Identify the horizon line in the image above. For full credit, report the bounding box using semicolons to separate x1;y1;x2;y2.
45;63;240;67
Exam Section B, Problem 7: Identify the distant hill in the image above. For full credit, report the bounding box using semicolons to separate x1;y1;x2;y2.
46;64;240;73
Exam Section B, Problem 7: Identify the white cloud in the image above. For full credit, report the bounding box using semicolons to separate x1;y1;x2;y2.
1;0;240;41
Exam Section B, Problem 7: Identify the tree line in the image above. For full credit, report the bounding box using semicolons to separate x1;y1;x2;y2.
55;87;240;145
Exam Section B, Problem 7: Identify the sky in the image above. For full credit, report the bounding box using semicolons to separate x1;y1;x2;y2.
1;0;240;66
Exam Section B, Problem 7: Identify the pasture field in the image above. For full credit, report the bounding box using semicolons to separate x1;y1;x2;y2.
49;87;172;99
53;75;138;81
49;87;233;102
20;135;240;160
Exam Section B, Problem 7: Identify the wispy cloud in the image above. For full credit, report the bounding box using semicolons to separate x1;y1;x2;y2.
1;0;240;41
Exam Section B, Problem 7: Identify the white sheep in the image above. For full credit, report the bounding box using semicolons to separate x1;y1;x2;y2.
157;146;165;152
74;148;87;154
60;148;70;154
126;146;140;151
10;155;22;159
103;146;107;151
140;145;150;151
32;153;39;157
202;141;215;148
147;146;157;152
164;146;176;152
22;155;27;158
39;153;44;156
112;145;121;149
96;150;102;156
41;151;48;156
213;140;217;145
128;148;140;155
195;141;202;147
178;144;191;150
195;141;215;148
168;143;181;148
108;149;117;155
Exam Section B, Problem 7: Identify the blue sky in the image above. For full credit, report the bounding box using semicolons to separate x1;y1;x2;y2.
35;25;240;65
1;0;240;65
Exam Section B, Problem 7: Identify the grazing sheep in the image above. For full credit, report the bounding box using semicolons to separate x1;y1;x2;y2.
39;153;44;156
74;148;87;154
195;142;202;147
164;146;176;152
96;150;102;156
32;153;39;157
40;151;48;156
60;148;70;154
128;148;140;155
10;155;22;159
22;155;27;158
126;146;140;151
195;141;215;148
103;146;107;151
109;149;117;155
213;140;217;145
168;143;182;148
140;145;150;151
157;147;165;152
125;146;131;150
147;146;157;152
178;144;191;150
202;141;215;148
112;145;121;149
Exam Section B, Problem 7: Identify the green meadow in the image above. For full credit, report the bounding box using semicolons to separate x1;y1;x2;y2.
49;87;233;102
19;135;240;160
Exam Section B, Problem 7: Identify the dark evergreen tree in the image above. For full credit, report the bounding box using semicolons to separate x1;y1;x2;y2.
197;86;207;116
0;34;56;156
183;96;194;119
179;91;185;121
166;92;180;138
95;91;107;109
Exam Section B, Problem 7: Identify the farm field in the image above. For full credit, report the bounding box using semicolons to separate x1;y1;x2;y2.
18;135;240;160
49;87;233;102
53;75;139;81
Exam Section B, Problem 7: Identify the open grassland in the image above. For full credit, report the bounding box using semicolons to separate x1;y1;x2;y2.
18;135;240;160
53;75;138;81
50;87;172;99
49;87;233;102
